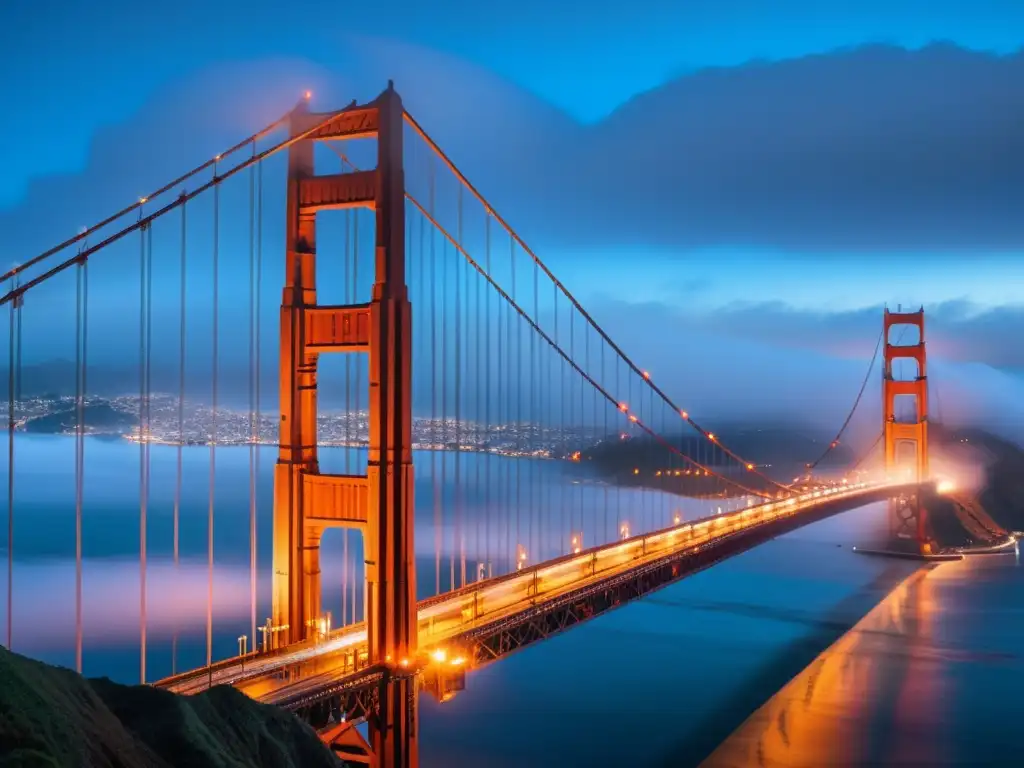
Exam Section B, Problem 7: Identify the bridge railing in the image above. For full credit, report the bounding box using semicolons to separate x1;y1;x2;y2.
158;478;913;693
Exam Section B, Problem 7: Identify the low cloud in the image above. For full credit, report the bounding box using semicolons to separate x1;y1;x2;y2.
586;296;1024;439
9;41;1024;260
553;44;1024;254
2;40;1022;438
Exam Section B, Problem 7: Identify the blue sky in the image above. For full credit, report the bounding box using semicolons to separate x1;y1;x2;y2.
1;0;1023;435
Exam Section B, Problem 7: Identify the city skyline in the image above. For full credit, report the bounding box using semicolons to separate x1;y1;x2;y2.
2;35;1022;442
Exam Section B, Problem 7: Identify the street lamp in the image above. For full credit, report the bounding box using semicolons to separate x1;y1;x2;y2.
570;532;583;555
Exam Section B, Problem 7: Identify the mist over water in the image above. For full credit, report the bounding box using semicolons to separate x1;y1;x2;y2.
0;434;723;679
3;434;1016;766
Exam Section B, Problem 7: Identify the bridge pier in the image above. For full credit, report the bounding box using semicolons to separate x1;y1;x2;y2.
888;493;932;555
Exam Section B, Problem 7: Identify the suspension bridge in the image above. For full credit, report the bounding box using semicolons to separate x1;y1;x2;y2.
1;83;937;766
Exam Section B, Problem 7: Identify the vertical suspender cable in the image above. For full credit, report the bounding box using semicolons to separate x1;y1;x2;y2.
80;262;88;652
351;212;359;622
483;211;491;577
476;215;484;579
530;259;538;563
553;289;560;553
247;144;258;655
648;386;654;529
601;339;607;543
341;152;352;620
616;355;621;537
6;277;20;650
74;251;85;673
484;215;492;577
552;288;561;552
208;166;220;676
468;219;476;579
138;221;149;685
569;304;575;545
255;160;264;642
512;239;518;569
551;288;557;553
454;185;463;589
580;309;586;543
74;266;82;670
464;242;471;583
4;279;11;652
342;207;351;620
145;220;154;681
502;242;510;569
145;223;153;673
442;239;450;591
429;162;440;594
173;196;186;675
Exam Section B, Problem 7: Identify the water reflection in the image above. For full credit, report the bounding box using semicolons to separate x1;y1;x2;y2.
704;553;1023;767
6;435;1018;765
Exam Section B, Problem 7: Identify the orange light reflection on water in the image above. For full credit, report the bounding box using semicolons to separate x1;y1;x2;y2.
702;564;947;767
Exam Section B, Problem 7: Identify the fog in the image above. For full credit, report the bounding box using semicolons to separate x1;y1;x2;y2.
1;40;1022;445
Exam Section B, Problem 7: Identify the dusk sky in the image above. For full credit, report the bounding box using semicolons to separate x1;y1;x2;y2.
1;0;1023;437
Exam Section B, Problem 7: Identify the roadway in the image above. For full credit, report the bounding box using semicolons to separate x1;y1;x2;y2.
156;479;910;705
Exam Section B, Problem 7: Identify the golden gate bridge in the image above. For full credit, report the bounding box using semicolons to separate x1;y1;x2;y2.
0;83;936;766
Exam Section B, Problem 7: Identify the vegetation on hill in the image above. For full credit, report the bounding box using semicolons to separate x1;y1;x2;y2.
585;421;1024;545
583;426;853;498
930;424;1024;537
22;403;136;435
0;646;340;768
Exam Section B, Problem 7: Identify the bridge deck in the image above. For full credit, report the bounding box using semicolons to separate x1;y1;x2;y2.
156;480;919;708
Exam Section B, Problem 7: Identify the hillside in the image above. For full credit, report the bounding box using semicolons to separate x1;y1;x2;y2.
931;424;1024;534
584;425;851;497
0;646;340;768
22;403;137;435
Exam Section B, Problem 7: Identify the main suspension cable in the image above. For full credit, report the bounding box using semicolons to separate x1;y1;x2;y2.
2;104;362;309
807;326;884;471
850;431;883;473
405;193;773;500
403;111;790;495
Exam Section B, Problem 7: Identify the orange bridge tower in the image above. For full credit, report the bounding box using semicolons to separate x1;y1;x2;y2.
882;307;930;551
272;83;417;764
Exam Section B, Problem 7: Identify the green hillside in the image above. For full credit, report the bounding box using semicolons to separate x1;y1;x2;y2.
0;646;340;768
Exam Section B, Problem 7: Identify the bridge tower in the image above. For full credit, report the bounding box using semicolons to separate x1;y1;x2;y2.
272;83;417;764
882;308;930;551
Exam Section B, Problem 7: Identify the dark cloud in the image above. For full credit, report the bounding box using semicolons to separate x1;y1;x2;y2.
537;43;1024;253
687;300;1024;371
0;57;338;260
585;296;1024;440
341;41;1024;255
6;42;1023;262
